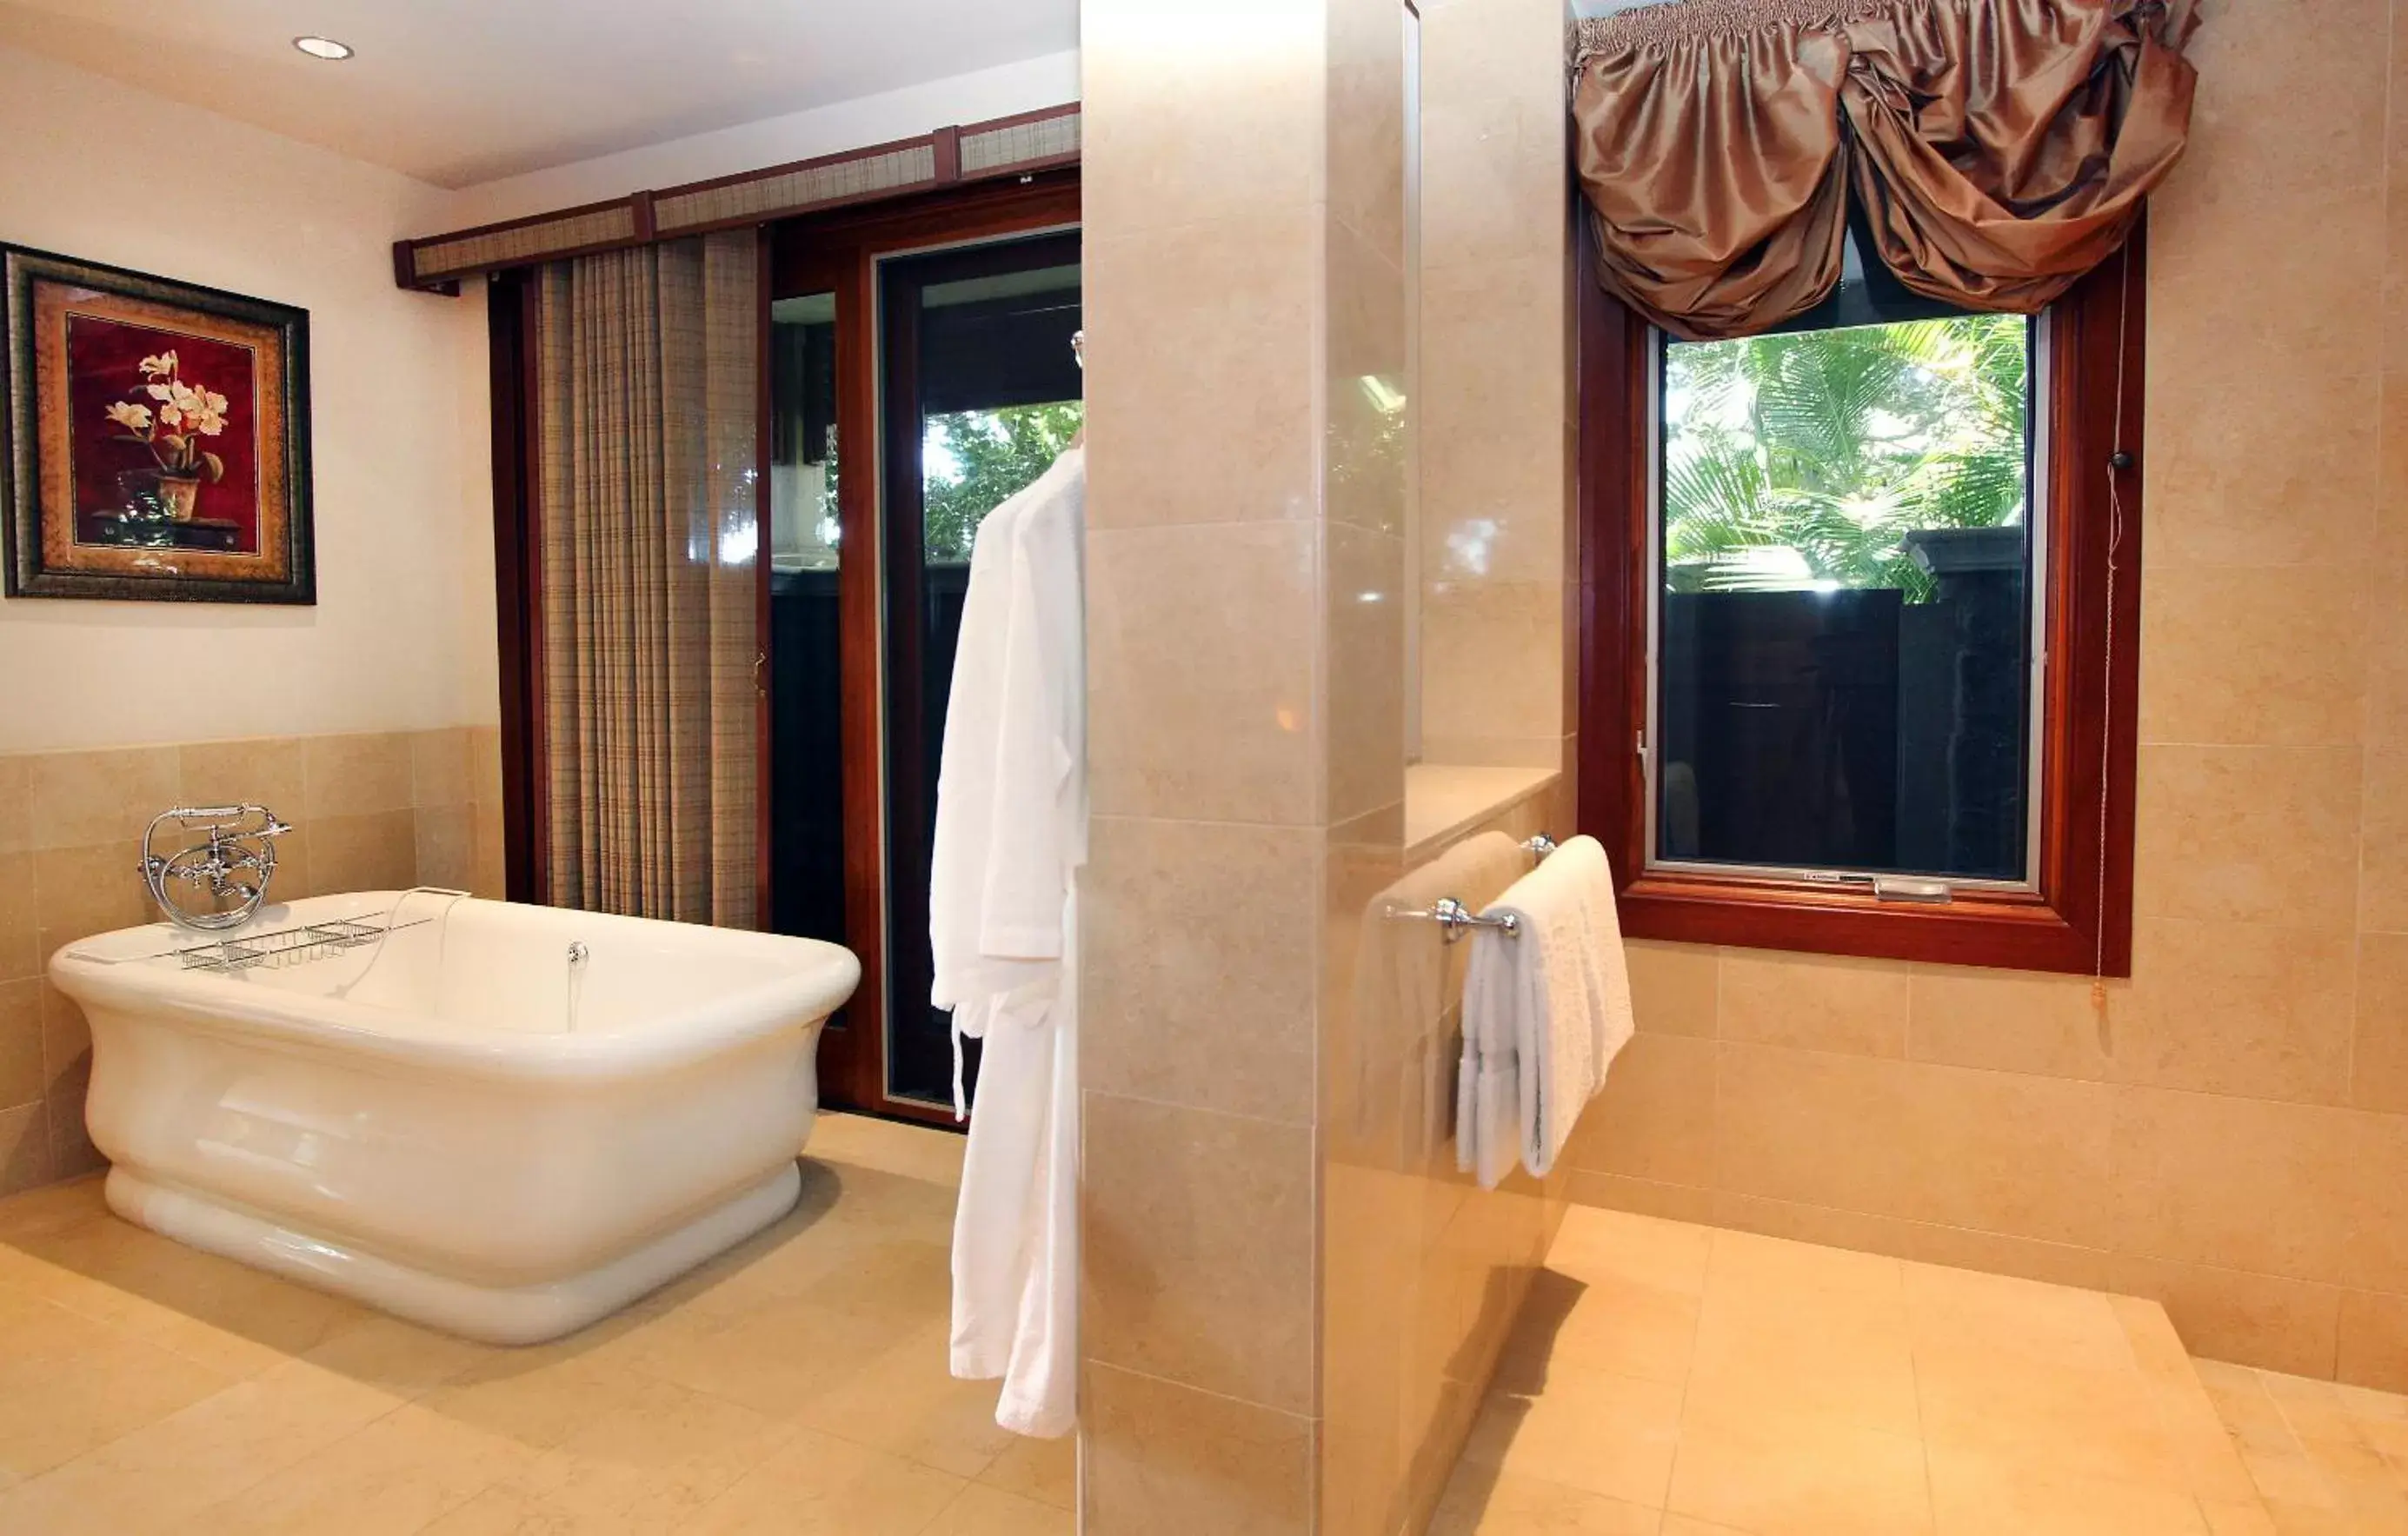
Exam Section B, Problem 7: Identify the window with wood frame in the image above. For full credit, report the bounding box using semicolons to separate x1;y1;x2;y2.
1564;0;2192;980
1576;220;2145;976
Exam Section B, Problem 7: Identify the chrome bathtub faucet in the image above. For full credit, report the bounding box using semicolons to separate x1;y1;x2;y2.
140;805;293;932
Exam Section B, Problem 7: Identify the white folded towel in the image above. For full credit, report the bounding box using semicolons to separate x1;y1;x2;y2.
1454;834;1632;1189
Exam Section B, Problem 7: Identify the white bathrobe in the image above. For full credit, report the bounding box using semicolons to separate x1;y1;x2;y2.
928;446;1085;1439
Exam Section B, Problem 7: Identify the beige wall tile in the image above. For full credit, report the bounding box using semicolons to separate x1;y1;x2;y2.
1706;1194;1922;1266
2111;1087;2358;1284
0;1103;49;1196
1908;1226;2115;1293
34;842;152;944
2110;1253;2343;1380
2113;921;2356;1105
1420;581;1563;753
1087;524;1318;825
1081;1093;1315;1413
2360;747;2408;932
0;981;43;1111
2365;582;2408;748
1565;1172;1719;1225
1626;941;1718;1038
1081;7;1320;240
2353;934;2408;1112
309;812;418;895
0;758;26;856
2341;1111;2408;1292
1716;1044;2115;1248
409;728;475;809
2334;1292;2408;1404
413;805;477;894
1420;256;1570;584
1084;818;1320;1126
1325;523;1407;825
175;737;303;815
1720;950;1911;1059
0;876;37;986
2337;1291;2408;1395
23;748;178;851
1907;964;2110;1080
464;726;505;809
1566;1034;1714;1187
2137;563;2366;747
2132;745;2361;929
1082;215;1319;535
1081;1362;1313;1536
301;733;415;820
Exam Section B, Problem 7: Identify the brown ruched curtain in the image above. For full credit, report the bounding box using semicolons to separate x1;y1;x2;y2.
1571;0;2198;340
535;230;760;928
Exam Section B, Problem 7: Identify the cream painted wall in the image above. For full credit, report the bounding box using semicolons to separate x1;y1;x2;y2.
435;50;1082;229
0;43;496;755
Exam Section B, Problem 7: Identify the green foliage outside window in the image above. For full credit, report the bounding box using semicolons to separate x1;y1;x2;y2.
923;402;1085;563
1663;315;2029;603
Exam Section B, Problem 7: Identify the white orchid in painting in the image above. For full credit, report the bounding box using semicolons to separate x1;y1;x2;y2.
105;352;228;483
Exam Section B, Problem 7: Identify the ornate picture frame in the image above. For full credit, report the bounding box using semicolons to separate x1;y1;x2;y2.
2;244;315;604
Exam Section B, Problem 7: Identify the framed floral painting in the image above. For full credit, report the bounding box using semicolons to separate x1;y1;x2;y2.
2;245;314;603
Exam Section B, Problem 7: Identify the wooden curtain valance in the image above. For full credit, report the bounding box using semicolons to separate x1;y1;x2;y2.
393;103;1080;294
1568;0;2196;340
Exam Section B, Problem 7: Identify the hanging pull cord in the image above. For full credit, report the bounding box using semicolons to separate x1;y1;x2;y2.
2092;243;2134;1025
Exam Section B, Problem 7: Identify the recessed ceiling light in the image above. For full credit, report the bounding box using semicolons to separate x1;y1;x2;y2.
292;36;353;60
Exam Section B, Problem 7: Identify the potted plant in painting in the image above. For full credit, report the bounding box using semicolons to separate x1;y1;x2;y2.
103;350;229;522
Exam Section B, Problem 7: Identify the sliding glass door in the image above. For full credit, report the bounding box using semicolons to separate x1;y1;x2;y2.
763;178;1081;1124
878;233;1083;1110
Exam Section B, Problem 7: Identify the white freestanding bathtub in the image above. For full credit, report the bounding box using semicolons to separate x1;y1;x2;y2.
48;890;859;1345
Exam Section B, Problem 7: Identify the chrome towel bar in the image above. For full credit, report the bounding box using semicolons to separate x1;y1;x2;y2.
1388;834;1558;945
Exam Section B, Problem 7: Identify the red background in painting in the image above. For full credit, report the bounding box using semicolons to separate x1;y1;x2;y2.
65;315;261;552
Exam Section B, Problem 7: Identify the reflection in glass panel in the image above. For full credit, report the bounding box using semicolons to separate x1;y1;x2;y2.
1655;313;2035;881
767;292;846;952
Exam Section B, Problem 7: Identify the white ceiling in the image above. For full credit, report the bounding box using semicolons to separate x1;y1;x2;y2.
0;0;1080;190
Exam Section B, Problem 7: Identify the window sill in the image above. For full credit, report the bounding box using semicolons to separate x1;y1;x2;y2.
1404;763;1560;862
1615;867;2117;975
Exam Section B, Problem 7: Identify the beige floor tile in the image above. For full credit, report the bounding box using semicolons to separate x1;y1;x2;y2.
1430;1466;1664;1534
422;1373;795;1536
2201;1499;2283;1535
0;1358;402;1536
616;1288;923;1420
1;1210;369;1376
1686;1287;1920;1439
1925;1443;2212;1535
977;1429;1075;1510
1901;1260;2139;1374
191;1400;532;1534
1916;1334;2187;1487
1665;1406;1932;1536
805;1112;967;1187
1704;1227;1907;1320
928;1481;1080;1536
0;1288;236;1479
1459;1372;1684;1507
787;1317;1020;1479
675;1423;967;1534
1495;1266;1701;1390
1547;1205;1714;1295
1658;1519;1757;1536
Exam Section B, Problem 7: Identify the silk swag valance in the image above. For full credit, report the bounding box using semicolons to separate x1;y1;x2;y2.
1571;0;2198;339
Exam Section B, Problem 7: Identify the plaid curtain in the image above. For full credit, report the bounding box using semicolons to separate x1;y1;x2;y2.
534;230;759;928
